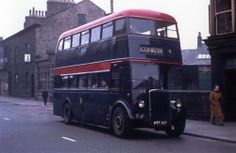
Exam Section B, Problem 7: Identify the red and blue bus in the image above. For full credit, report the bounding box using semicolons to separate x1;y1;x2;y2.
53;9;186;138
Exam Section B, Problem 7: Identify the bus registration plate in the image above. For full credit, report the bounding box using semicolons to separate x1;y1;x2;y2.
153;121;167;126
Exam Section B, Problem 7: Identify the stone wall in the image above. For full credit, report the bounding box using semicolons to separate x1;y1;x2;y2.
34;0;106;99
2;25;39;97
2;0;106;99
36;0;106;57
46;0;76;17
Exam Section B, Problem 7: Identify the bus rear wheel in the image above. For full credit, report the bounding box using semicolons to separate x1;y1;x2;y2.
63;103;72;124
112;107;131;138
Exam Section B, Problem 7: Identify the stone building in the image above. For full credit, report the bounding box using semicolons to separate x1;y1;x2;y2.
0;37;8;95
205;0;236;121
3;25;39;97
2;0;106;100
176;33;212;120
182;32;211;91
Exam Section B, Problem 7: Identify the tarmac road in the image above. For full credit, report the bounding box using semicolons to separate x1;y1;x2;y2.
0;100;235;153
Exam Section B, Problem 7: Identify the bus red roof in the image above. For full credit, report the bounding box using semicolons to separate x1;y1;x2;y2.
60;9;177;39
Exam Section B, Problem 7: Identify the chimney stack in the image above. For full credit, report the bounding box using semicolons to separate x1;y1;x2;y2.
197;32;203;48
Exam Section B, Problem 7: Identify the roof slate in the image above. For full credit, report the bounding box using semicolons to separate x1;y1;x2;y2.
181;43;211;65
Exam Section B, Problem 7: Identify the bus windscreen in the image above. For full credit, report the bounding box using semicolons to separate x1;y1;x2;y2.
128;18;178;39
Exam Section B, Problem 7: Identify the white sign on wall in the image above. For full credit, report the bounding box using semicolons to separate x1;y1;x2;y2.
24;54;31;62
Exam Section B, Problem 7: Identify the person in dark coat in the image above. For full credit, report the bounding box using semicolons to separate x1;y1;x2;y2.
42;91;48;106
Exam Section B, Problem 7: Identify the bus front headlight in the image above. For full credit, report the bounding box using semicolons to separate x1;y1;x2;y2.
138;100;145;108
176;99;182;108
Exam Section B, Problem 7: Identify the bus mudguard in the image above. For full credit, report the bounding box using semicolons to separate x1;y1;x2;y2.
111;100;135;120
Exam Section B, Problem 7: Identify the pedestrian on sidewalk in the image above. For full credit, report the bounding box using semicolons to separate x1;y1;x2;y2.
209;84;224;126
42;90;48;106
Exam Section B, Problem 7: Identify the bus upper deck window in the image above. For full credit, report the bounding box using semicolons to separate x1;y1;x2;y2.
58;39;64;51
115;18;126;35
129;18;155;36
166;24;178;38
64;36;72;50
156;22;178;39
81;30;90;45
91;26;101;42
72;33;80;48
102;22;113;39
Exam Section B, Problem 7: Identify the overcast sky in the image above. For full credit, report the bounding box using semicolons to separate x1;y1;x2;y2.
0;0;210;49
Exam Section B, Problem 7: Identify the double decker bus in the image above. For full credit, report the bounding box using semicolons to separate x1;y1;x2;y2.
53;9;186;138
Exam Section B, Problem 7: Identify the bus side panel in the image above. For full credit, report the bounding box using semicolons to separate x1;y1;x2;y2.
82;91;113;125
112;36;129;58
53;91;66;117
53;89;120;126
53;90;83;119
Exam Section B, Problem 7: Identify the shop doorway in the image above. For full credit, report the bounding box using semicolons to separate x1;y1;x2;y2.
224;70;236;121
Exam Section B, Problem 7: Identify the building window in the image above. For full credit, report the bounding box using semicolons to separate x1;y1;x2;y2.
25;72;29;89
14;47;18;65
25;43;30;52
15;73;18;89
215;0;233;34
198;66;211;90
197;54;211;60
225;58;236;68
24;54;31;62
216;0;231;12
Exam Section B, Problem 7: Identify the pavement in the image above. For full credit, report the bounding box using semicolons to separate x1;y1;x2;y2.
184;120;236;143
0;96;235;144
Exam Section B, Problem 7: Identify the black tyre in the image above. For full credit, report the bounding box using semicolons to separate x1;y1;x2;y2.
63;103;72;124
112;107;132;138
166;118;186;137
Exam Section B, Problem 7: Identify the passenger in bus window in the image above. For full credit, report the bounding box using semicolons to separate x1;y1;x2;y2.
129;24;140;34
99;78;108;89
88;75;98;88
79;76;87;88
157;28;166;37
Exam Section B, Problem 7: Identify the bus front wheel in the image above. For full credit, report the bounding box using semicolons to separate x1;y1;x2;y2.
63;103;72;124
112;107;131;138
166;118;186;137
